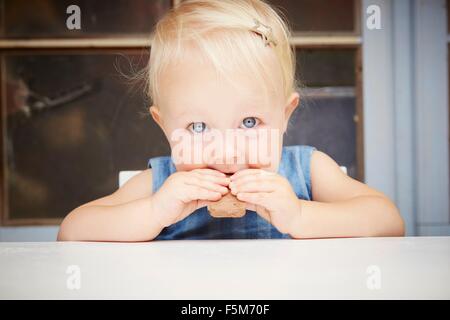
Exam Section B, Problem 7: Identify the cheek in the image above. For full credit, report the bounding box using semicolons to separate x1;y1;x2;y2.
241;126;283;168
170;132;209;166
175;163;205;172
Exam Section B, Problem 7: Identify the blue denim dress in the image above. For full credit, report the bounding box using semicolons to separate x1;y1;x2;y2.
148;145;316;240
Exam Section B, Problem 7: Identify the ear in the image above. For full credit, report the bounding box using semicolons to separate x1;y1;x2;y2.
149;105;164;128
283;92;300;133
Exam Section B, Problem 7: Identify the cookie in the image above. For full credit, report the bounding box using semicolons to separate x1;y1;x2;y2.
207;192;246;218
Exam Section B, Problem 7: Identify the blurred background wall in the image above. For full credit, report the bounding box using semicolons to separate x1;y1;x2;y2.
0;0;448;240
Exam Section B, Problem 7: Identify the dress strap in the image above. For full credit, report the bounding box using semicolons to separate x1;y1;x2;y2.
277;145;316;200
147;156;177;194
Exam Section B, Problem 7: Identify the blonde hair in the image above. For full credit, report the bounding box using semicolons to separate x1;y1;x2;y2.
146;0;297;107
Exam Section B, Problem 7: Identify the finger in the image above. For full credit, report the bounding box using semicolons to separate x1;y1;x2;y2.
196;199;213;209
236;192;272;209
255;204;272;223
230;180;275;195
192;168;226;177
244;202;257;212
194;173;231;186
193;189;223;202
240;199;271;223
218;195;272;224
229;173;276;189
185;178;229;195
196;198;230;211
230;169;275;181
229;169;262;181
174;197;219;223
181;186;222;203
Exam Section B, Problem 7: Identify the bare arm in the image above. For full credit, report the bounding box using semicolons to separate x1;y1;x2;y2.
57;169;164;242
289;151;405;239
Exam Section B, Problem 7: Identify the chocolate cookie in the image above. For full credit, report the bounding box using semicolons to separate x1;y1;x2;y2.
208;192;246;218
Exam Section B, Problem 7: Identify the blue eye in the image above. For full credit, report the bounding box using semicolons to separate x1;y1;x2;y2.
189;122;207;133
241;117;259;129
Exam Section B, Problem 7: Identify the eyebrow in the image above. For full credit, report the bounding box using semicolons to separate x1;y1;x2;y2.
171;103;268;119
171;109;205;120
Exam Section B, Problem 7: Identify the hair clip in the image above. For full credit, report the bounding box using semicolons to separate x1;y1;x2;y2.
250;18;277;47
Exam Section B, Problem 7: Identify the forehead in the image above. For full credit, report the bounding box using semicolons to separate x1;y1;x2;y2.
159;48;282;116
162;61;263;110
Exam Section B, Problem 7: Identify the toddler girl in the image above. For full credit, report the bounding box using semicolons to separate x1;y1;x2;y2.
58;0;404;241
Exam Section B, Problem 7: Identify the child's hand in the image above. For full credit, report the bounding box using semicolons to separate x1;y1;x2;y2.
151;169;230;228
229;169;301;235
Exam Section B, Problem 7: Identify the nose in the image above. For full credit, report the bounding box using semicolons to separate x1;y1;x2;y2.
223;139;238;165
209;151;242;174
206;132;247;173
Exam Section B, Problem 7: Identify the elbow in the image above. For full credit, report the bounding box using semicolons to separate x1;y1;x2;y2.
385;210;405;237
56;229;68;241
395;209;406;236
57;224;73;241
57;219;71;241
57;211;77;241
369;197;405;237
387;200;405;237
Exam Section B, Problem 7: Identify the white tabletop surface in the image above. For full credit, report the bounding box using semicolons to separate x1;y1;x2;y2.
0;236;449;299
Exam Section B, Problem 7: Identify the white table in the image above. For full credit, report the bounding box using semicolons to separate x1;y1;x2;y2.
0;237;449;299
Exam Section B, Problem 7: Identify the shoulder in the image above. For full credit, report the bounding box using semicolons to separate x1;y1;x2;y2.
147;155;172;169
282;144;316;173
147;155;176;175
283;144;316;154
282;145;316;168
310;150;384;202
279;145;316;199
